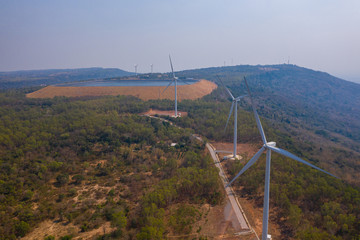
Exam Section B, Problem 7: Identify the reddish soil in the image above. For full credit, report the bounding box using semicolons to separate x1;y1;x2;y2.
142;109;188;117
22;220;115;240
236;194;282;240
166;200;258;240
211;142;260;160
26;79;217;100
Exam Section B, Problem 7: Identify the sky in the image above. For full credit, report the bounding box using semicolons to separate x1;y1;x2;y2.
1;0;360;83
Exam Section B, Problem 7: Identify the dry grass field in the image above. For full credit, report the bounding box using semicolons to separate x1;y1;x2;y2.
26;79;217;100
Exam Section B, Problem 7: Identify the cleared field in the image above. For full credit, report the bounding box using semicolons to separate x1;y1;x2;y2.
142;109;188;117
26;79;217;100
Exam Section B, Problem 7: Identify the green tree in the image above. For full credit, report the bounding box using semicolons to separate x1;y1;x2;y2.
15;221;30;237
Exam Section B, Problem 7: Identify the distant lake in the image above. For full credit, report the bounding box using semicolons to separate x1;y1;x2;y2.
57;79;198;87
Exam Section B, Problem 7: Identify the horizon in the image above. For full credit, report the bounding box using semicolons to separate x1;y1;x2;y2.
1;1;360;83
1;63;360;84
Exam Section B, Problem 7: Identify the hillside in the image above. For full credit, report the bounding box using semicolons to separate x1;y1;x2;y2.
0;93;227;239
0;68;133;89
180;64;360;146
175;64;360;185
1;65;360;239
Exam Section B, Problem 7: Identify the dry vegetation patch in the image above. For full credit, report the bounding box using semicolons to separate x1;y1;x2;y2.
142;109;188;117
22;220;115;240
166;201;258;240
26;79;217;100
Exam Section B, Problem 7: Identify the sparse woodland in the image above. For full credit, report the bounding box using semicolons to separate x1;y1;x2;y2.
0;91;222;239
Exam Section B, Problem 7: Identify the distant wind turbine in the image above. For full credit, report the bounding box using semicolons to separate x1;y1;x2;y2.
227;77;337;240
217;75;246;159
151;64;153;74
134;64;138;75
161;55;189;117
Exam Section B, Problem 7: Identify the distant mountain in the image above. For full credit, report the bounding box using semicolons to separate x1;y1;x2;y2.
0;67;134;89
179;64;360;147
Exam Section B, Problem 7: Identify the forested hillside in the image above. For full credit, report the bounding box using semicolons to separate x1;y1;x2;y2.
178;65;360;185
148;64;360;239
166;99;360;239
181;64;360;145
1;64;360;239
0;91;222;239
0;68;133;89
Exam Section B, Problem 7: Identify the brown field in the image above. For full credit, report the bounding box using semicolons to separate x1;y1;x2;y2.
26;79;217;100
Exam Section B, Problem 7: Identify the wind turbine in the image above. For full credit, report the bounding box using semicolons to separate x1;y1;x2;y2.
217;76;246;159
227;77;337;240
134;64;138;75
161;55;188;117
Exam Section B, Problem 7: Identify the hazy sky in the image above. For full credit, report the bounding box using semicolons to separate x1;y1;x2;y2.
1;0;360;82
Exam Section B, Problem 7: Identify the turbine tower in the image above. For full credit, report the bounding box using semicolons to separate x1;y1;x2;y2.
134;64;138;75
217;76;246;159
161;55;189;117
227;77;337;240
151;64;153;74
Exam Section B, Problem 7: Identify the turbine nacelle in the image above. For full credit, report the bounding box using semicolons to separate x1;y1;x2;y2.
234;95;246;102
265;142;276;147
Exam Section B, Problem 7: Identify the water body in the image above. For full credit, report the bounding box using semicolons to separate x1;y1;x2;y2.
57;79;198;87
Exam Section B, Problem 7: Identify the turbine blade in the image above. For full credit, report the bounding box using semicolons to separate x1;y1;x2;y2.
266;145;338;178
216;75;235;100
178;78;191;85
227;147;266;187
244;77;267;144
235;95;247;101
161;79;175;95
169;55;176;79
224;101;235;132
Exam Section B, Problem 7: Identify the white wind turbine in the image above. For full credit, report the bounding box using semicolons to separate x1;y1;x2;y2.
161;55;189;117
134;64;138;75
227;77;337;240
217;76;246;159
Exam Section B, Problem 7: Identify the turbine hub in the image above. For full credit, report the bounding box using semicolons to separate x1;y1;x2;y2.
266;142;276;147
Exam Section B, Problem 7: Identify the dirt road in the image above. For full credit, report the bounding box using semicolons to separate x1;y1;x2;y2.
206;143;252;231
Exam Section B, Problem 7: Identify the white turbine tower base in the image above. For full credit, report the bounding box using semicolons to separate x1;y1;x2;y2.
227;77;338;240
